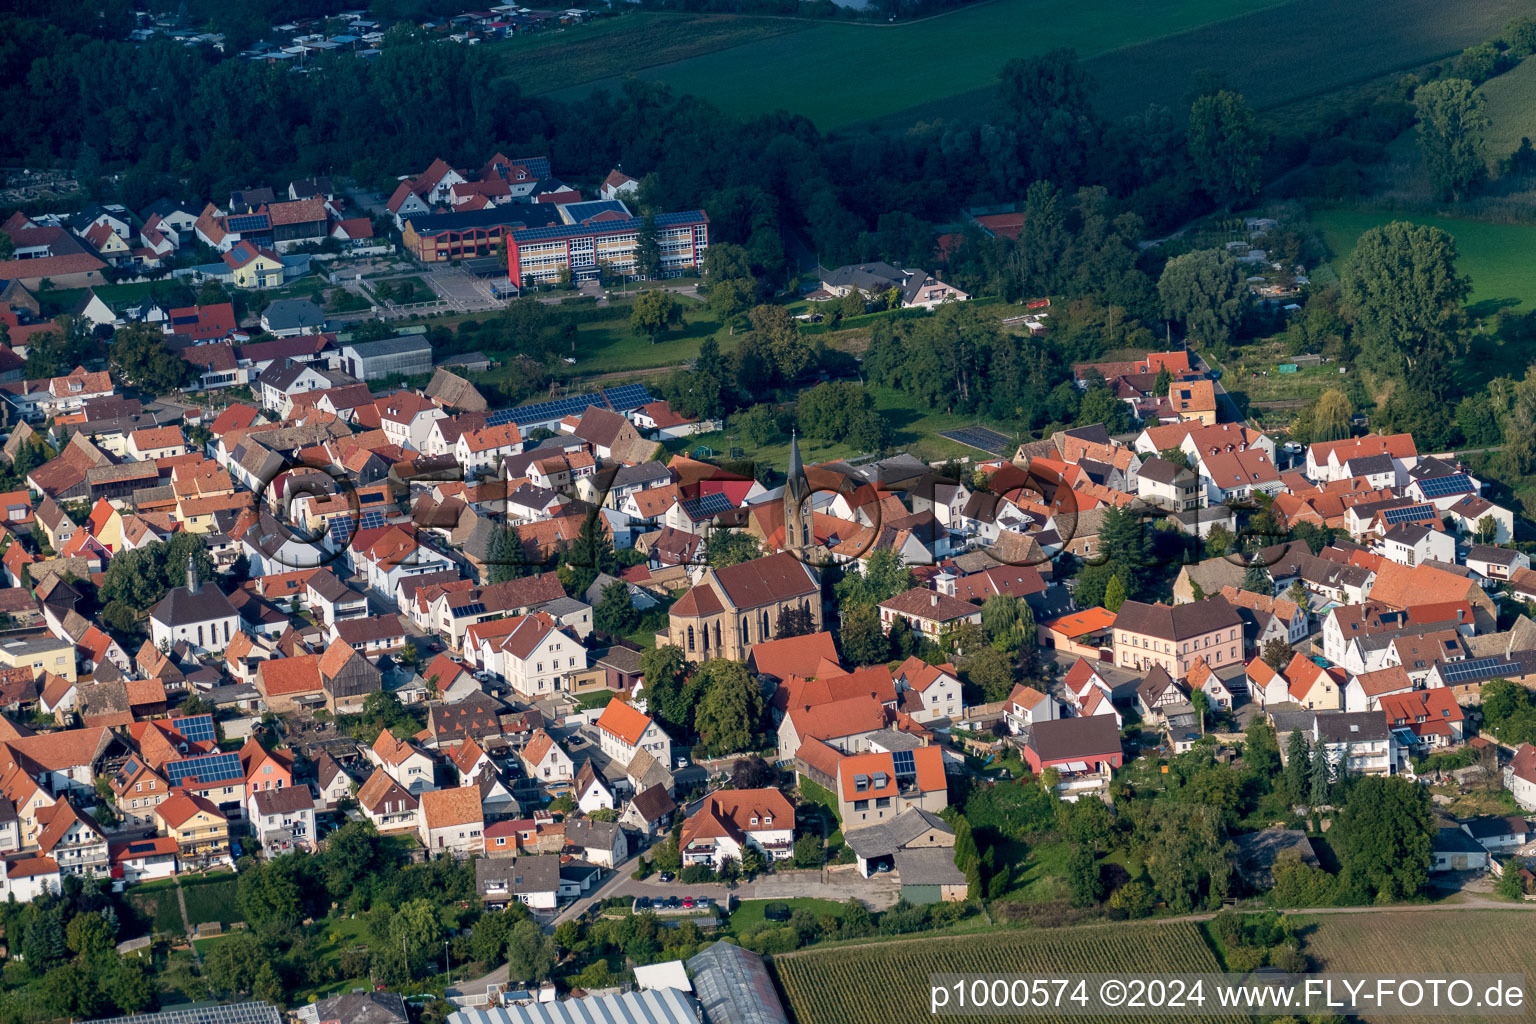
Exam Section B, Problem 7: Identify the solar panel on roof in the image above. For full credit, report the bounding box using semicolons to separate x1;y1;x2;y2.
454;602;487;618
891;749;916;775
357;509;389;530
681;492;733;520
163;752;242;785
1439;657;1507;683
1415;474;1474;498
329;518;354;546
226;215;269;232
1381;504;1436;525
171;714;216;744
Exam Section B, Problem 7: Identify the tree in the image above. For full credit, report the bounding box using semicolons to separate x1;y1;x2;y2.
840;602;889;665
1102;574;1126;612
1241;560;1274;596
796;381;890;451
559;509;613;597
708;277;755;325
109;323;192;393
594;580;640;636
635;215;662;279
1415;78;1490;201
1341;222;1469;386
1285;580;1311;616
1309;743;1331;805
1066;845;1103;907
1186;90;1264;206
1015;180;1068;298
1158;248;1247;352
252;963;284;1007
1261;637;1292;671
639;646;694;733
793;834;824;868
1108;880;1152;919
707;531;760;568
1284;729;1310;801
693;659;762;754
747;305;816;383
1331;776;1435;900
838;288;866;319
388;898;444;980
630;290;682;341
505;920;555;984
485;528;528;583
1190;689;1210;736
1309;388;1353;443
202;932;266;995
1244;717;1283;781
961;644;1015;702
1158;447;1190;468
834;548;915;606
775;605;815;639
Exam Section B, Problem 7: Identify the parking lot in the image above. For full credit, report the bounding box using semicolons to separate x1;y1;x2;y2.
423;264;506;312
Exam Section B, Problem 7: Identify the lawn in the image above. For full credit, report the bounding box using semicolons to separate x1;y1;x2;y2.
539;0;1523;132
1313;207;1536;314
1481;54;1536;168
727;897;847;936
995;837;1073;904
1302;910;1536;1023
179;875;242;928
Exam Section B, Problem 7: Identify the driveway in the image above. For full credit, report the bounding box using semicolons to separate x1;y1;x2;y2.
618;865;901;908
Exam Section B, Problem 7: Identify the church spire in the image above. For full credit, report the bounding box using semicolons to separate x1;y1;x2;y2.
784;431;809;558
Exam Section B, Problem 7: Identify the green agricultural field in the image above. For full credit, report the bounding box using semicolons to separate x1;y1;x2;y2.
773;920;1241;1024
548;0;1290;130
1313;207;1536;314
1481;54;1536;167
493;13;805;97
530;0;1524;131
1302;910;1536;1024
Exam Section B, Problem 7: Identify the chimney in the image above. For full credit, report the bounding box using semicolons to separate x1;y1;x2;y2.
186;556;201;595
930;594;938;607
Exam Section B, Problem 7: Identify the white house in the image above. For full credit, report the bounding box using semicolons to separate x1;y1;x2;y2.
520;730;574;784
1004;683;1058;734
892;656;964;723
475;614;586;700
455;424;523;480
679;790;794;870
370;728;437;796
418;786;484;855
249;786;318;853
595;698;672;768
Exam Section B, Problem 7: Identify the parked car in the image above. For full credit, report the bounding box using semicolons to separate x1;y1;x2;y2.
696;895;714;907
675;755;690;770
682;896;695;908
633;897;652;910
874;861;893;873
658;871;675;883
665;896;682;908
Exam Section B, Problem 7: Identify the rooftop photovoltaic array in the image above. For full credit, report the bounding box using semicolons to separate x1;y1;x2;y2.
329;517;353;546
492;385;654;427
87;1001;283;1024
681;492;734;520
226;215;269;233
451;602;487;618
163;752;243;785
1381;503;1437;525
170;714;216;745
1414;474;1474;498
891;749;916;775
358;509;389;530
1438;657;1509;684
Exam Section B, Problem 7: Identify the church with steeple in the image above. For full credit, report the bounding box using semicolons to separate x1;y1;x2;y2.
148;556;240;653
783;431;813;561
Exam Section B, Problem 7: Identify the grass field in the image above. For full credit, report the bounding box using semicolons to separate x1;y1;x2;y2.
493;13;804;97
548;0;1288;130
528;0;1525;131
729;898;848;935
1302;910;1536;1023
772;921;1242;1024
179;875;242;928
1481;55;1536;167
1313;207;1536;314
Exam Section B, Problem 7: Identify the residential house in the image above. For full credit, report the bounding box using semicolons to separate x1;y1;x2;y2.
679;789;795;870
155;791;230;858
418;786;484;855
1111;596;1243;680
356;769;419;832
475;855;559;912
878;588;982;644
520;730;574;785
371;728;437;795
1018;717;1123;799
595;698;673;769
249;786;318;853
835;746;947;827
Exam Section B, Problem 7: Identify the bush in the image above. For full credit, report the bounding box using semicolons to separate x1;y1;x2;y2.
679;865;715;884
